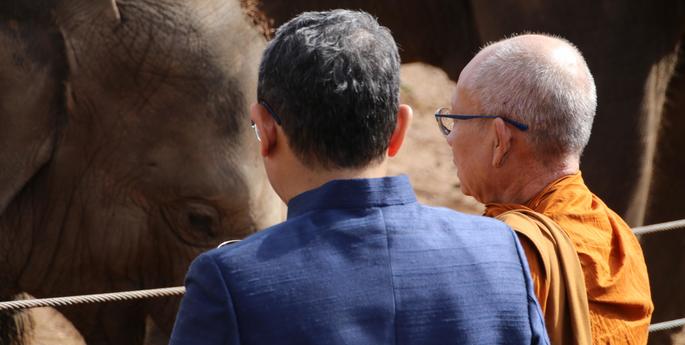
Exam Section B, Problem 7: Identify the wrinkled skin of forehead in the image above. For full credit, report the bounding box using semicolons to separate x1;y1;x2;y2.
0;0;282;344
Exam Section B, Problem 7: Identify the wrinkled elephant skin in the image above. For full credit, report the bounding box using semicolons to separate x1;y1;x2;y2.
0;0;282;344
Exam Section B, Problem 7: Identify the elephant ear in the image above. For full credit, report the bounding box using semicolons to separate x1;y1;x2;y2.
0;20;65;214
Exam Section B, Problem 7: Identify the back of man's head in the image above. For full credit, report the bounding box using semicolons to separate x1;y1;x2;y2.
258;10;400;170
463;33;597;159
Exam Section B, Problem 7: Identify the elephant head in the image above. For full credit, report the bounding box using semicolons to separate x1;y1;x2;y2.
0;0;282;344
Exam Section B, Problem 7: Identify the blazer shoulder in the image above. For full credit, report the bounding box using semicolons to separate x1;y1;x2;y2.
420;204;510;230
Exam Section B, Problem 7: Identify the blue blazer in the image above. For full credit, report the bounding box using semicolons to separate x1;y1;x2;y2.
170;176;549;345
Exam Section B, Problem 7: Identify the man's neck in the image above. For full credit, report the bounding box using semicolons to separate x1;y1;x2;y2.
496;156;579;205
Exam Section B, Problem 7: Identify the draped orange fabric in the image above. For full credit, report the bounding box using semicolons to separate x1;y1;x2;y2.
485;172;653;344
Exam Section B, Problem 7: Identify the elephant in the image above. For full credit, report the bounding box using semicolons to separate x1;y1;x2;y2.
0;0;282;344
250;1;685;343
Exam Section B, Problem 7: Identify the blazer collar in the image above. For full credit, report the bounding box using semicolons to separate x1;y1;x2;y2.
287;175;417;219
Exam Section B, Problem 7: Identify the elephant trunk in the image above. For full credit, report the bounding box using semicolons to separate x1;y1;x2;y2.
0;294;33;345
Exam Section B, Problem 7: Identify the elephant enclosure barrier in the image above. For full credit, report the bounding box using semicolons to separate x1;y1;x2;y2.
1;219;685;334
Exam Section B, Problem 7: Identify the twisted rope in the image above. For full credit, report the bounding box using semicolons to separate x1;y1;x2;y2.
0;287;184;312
649;318;685;333
633;219;685;236
2;285;682;333
633;219;685;333
0;220;683;331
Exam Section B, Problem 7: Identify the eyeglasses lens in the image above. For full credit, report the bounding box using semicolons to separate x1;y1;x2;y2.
436;108;453;135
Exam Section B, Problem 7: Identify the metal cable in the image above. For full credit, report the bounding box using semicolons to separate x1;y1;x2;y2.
634;219;685;333
0;220;684;329
650;318;685;333
633;219;685;236
0;287;185;312
2;285;682;333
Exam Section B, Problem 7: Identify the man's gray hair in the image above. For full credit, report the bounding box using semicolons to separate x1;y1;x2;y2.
467;34;597;157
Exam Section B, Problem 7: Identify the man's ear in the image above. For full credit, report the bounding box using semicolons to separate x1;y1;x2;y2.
492;118;512;168
250;102;278;157
387;104;413;157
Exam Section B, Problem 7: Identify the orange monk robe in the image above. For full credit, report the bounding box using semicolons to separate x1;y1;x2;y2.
485;172;653;345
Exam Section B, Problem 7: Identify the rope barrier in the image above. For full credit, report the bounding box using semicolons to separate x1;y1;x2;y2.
1;285;682;333
633;219;685;333
649;318;685;333
0;287;184;312
1;219;684;332
633;219;685;236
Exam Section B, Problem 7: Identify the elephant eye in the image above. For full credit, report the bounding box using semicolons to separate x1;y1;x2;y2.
161;200;222;247
187;211;215;235
185;203;220;238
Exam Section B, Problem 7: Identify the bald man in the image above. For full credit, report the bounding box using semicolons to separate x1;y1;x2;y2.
437;34;653;344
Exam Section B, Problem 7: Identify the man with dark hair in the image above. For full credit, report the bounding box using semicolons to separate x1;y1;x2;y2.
170;10;549;345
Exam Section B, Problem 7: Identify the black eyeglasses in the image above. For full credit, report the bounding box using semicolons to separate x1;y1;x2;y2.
434;107;529;135
250;100;283;141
